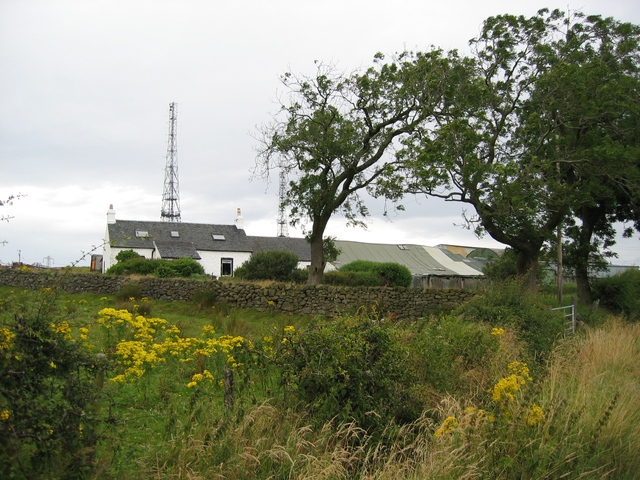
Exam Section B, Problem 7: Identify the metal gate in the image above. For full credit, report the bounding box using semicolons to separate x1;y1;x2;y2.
552;304;576;337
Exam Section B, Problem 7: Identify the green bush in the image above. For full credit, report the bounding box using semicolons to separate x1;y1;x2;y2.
455;279;564;363
106;257;204;278
234;250;299;282
289;268;309;284
276;315;421;433
375;262;413;287
0;288;102;478
407;315;499;394
115;249;142;263
482;247;518;280
337;260;413;287
156;264;178;278
106;258;157;275
593;268;640;321
169;258;205;277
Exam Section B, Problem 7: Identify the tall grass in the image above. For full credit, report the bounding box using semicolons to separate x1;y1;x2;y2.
3;285;639;479
137;319;640;479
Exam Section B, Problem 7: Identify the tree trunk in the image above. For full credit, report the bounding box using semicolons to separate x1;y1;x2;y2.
574;206;598;305
515;249;540;291
575;264;593;305
307;220;327;285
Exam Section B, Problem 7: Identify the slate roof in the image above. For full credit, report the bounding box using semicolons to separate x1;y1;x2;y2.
107;220;253;253
332;240;484;277
249;236;312;262
153;241;201;259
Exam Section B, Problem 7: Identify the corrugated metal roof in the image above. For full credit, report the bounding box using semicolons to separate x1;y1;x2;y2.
333;240;484;277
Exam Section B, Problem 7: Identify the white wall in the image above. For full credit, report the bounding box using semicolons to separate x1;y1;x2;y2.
198;250;252;277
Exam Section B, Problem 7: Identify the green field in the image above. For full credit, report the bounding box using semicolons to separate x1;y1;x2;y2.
1;282;639;479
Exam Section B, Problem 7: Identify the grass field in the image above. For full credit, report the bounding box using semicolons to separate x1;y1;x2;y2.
1;282;639;479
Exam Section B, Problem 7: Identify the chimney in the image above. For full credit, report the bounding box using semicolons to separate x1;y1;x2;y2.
235;207;244;230
107;204;116;224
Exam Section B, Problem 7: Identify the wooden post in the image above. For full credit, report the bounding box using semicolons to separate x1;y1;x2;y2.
224;365;235;411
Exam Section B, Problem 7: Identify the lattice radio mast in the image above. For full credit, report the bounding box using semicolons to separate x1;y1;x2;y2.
277;169;289;237
161;102;181;222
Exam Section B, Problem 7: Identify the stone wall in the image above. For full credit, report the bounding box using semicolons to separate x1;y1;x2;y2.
0;269;477;319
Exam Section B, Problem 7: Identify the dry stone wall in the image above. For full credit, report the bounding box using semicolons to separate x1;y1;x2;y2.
0;269;477;319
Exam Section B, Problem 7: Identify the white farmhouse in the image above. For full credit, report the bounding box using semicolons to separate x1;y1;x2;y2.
103;205;311;277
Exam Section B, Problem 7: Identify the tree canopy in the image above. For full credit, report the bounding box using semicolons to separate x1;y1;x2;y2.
256;51;469;284
257;8;640;296
401;9;640;297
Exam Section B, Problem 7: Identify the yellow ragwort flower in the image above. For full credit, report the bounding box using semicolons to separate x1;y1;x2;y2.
525;404;545;426
434;416;459;438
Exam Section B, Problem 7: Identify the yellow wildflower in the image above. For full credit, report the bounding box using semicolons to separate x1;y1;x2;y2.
491;362;532;406
202;325;216;335
0;328;15;350
434;416;459;437
0;409;10;421
525;404;545;426
491;327;505;336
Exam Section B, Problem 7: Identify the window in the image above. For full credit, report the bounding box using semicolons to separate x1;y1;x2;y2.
221;258;233;276
398;245;409;250
212;234;225;241
135;230;149;238
170;231;180;238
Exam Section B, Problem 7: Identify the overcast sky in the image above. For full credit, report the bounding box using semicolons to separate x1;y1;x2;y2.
2;0;640;267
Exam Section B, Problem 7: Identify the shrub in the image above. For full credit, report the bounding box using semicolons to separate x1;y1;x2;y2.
592;268;640;321
482;247;518;280
115;249;142;263
234;250;299;282
337;260;413;287
107;257;204;278
170;258;205;277
375;262;413;287
289;268;309;284
106;258;156;276
276;315;421;433
0;288;101;478
456;279;564;363
407;314;500;395
156;264;178;278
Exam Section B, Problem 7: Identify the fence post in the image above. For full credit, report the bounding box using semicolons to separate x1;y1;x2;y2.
224;365;235;412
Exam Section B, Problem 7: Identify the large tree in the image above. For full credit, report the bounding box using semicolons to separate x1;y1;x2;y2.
402;10;569;287
516;12;640;302
402;9;640;293
256;51;467;284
